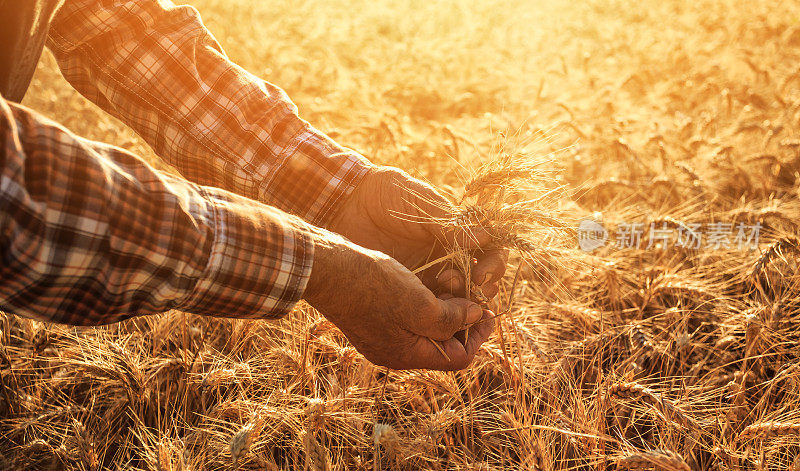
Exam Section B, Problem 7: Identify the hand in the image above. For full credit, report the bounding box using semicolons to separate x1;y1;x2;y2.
302;230;494;370
330;166;508;300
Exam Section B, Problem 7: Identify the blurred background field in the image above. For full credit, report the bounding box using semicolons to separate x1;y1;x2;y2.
4;0;800;469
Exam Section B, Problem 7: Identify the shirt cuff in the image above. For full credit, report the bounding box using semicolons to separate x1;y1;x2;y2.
258;120;374;228
180;186;314;319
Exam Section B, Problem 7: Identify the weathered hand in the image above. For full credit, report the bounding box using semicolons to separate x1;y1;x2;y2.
330;166;508;300
302;230;494;370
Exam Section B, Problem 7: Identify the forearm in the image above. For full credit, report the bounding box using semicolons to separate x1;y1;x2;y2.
0;97;313;325
47;0;372;227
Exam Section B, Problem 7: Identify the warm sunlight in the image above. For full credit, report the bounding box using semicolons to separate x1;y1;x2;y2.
3;0;800;469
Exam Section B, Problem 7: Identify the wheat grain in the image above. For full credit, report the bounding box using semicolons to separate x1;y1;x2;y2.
614;450;690;471
372;422;401;457
305;398;326;431
738;421;800;440
750;236;800;277
230;422;255;465
301;431;331;471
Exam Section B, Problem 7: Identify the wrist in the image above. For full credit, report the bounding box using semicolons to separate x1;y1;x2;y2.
302;226;361;307
326;165;381;233
180;186;315;319
302;232;344;307
301;224;393;322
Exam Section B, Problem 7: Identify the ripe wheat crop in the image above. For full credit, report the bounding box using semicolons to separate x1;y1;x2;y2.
3;0;800;469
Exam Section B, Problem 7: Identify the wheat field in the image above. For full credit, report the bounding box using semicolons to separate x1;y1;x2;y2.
3;0;800;469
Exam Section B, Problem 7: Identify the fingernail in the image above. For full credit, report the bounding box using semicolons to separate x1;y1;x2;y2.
466;304;482;325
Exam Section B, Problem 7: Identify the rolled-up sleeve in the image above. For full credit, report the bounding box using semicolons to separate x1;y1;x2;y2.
0;97;313;325
46;0;373;228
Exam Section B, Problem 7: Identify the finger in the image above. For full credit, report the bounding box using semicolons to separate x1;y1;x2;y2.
480;282;500;301
411;311;494;370
437;268;465;294
397;174;461;234
394;170;500;252
403;292;481;341
417;297;483;341
404;336;470;371
437;297;483;337
471;248;509;287
418;263;466;298
464;310;495;356
454;309;495;346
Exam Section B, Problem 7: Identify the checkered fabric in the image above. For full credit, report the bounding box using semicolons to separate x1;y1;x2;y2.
0;0;373;324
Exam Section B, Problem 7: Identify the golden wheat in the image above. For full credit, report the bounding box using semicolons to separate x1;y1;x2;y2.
4;0;800;469
607;382;699;431
614;450;691;471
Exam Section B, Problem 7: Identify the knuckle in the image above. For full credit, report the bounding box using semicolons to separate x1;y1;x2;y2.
414;292;439;317
435;310;455;332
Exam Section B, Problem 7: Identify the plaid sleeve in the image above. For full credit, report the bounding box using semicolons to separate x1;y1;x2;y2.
0;96;313;325
46;0;373;228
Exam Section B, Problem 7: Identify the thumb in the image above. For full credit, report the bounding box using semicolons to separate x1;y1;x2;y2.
418;296;483;341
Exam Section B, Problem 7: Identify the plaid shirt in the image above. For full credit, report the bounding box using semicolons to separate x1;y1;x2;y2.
0;0;372;325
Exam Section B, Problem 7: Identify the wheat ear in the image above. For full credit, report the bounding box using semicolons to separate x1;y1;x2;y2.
608;382;698;430
738;421;800;440
614;449;691;471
